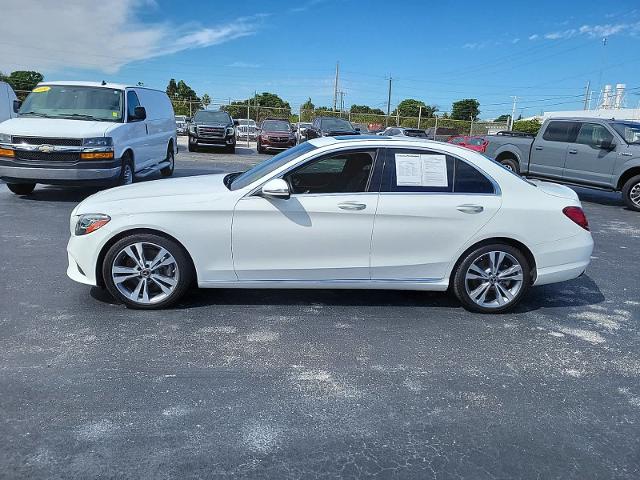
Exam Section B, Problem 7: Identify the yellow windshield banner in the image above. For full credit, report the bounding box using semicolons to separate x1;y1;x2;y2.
32;86;51;93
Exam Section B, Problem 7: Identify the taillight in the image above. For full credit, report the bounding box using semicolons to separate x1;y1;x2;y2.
563;206;589;231
480;141;488;153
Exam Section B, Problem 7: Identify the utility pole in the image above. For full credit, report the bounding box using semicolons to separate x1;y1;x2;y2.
470;114;474;135
386;76;392;127
509;96;517;130
333;61;339;112
246;98;250;148
583;80;591;111
417;105;422;129
338;91;345;117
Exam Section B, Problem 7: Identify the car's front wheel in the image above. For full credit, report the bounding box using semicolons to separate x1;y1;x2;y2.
452;244;530;313
102;233;194;309
622;174;640;212
7;183;36;195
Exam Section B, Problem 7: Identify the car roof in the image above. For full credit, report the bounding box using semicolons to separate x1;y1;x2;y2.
38;81;163;92
308;135;455;148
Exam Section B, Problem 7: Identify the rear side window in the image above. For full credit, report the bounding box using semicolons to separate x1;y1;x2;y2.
542;121;580;142
381;149;495;194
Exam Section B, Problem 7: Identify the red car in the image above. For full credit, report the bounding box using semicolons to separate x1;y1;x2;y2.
447;135;488;152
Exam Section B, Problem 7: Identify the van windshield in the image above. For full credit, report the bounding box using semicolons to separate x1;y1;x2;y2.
19;85;124;122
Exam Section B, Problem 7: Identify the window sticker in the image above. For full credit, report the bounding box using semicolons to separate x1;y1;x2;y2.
32;86;50;93
395;153;448;187
112;111;119;117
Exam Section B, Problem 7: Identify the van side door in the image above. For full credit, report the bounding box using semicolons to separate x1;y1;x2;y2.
125;89;152;171
529;121;579;180
135;88;173;164
563;122;617;187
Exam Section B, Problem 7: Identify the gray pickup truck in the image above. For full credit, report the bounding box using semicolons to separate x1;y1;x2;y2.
484;118;640;211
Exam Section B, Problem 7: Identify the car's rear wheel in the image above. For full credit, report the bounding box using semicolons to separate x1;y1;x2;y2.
622;174;640;212
160;146;175;177
7;183;36;195
102;234;194;309
500;157;520;174
452;244;530;313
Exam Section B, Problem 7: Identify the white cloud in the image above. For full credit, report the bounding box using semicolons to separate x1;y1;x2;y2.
544;29;577;40
0;0;263;74
226;61;261;68
532;21;640;41
528;34;539;40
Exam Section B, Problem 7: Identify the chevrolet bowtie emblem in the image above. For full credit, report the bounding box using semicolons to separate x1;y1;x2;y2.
38;144;55;153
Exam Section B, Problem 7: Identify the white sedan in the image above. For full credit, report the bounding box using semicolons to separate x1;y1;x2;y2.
67;136;593;313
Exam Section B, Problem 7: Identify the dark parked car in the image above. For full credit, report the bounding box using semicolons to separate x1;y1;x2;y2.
305;117;361;139
257;118;297;153
381;127;428;138
424;127;460;141
188;110;237;153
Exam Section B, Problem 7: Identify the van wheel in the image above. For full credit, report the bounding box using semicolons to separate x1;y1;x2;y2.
118;155;134;186
622;174;640;211
7;183;36;195
102;233;194;309
161;147;175;177
500;158;520;174
452;244;530;314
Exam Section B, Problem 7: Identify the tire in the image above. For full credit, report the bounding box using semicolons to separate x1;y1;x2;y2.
160;146;175;177
500;157;520;174
621;174;640;212
257;142;263;154
102;233;194;309
452;243;530;314
118;154;135;186
7;183;36;195
188;140;197;153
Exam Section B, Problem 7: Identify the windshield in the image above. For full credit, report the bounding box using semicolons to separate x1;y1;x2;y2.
193;110;231;124
321;118;354;131
230;142;317;190
19;85;123;122
238;119;256;126
262;120;291;132
612;122;640;145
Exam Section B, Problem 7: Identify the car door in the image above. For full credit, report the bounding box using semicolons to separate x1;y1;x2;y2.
563;122;617;187
370;148;502;280
232;149;380;281
124;89;152;171
529;121;579;179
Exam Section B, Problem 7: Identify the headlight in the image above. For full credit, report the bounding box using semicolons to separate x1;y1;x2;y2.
0;133;11;143
75;214;110;235
83;137;113;147
226;127;235;136
189;125;196;134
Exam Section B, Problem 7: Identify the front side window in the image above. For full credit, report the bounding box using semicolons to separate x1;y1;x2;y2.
542;121;580;143
284;150;376;194
381;148;495;194
576;123;614;148
19;85;123;122
126;90;141;121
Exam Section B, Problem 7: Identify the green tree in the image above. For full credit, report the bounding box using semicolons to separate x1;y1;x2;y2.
1;70;44;95
224;92;291;121
451;98;480;120
166;79;201;116
495;114;511;122
350;104;385;115
301;98;315;110
201;94;211;109
512;119;541;134
166;78;178;98
393;99;437;118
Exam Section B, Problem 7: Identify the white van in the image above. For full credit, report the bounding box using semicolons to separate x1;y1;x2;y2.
0;81;177;195
0;81;19;124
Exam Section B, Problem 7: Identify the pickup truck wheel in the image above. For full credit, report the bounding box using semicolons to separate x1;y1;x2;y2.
452;244;530;314
500;158;520;174
188;140;197;153
622;174;640;211
160;147;175;177
7;183;36;195
103;233;194;309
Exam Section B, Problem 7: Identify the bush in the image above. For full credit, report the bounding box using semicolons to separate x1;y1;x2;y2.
512;119;541;135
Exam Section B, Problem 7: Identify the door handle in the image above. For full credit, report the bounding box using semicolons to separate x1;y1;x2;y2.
568;149;577;154
456;204;484;214
534;146;543;151
338;202;366;211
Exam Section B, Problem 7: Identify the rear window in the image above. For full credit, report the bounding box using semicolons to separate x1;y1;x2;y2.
405;129;427;138
542;121;580;143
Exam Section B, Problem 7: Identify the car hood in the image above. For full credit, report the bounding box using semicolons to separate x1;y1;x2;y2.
74;174;232;215
262;130;293;136
0;117;114;138
530;180;579;201
194;122;229;127
323;130;359;135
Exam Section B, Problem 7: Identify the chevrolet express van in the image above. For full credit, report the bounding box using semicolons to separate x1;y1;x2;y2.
0;81;177;195
0;81;19;124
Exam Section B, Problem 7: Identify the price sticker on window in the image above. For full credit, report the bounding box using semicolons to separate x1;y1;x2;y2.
395;154;448;187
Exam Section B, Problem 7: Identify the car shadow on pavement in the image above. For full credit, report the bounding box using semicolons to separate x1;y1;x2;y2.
14;186;102;203
574;187;623;207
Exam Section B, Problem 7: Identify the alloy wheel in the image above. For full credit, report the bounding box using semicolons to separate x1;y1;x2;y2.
122;163;133;185
630;182;640;207
464;250;524;308
111;242;179;305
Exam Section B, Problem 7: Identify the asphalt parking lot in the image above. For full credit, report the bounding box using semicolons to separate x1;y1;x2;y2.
1;137;639;479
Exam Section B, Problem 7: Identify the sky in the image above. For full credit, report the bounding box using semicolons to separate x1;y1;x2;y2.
2;0;640;119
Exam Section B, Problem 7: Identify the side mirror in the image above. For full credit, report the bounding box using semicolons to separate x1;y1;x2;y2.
13;100;21;113
133;106;146;120
291;125;297;132
261;178;290;199
354;127;361;132
233;119;240;126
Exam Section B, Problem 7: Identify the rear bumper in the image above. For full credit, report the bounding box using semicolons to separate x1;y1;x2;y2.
533;233;594;286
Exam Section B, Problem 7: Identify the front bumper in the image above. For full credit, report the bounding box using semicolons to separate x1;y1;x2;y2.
189;135;235;147
260;139;296;151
